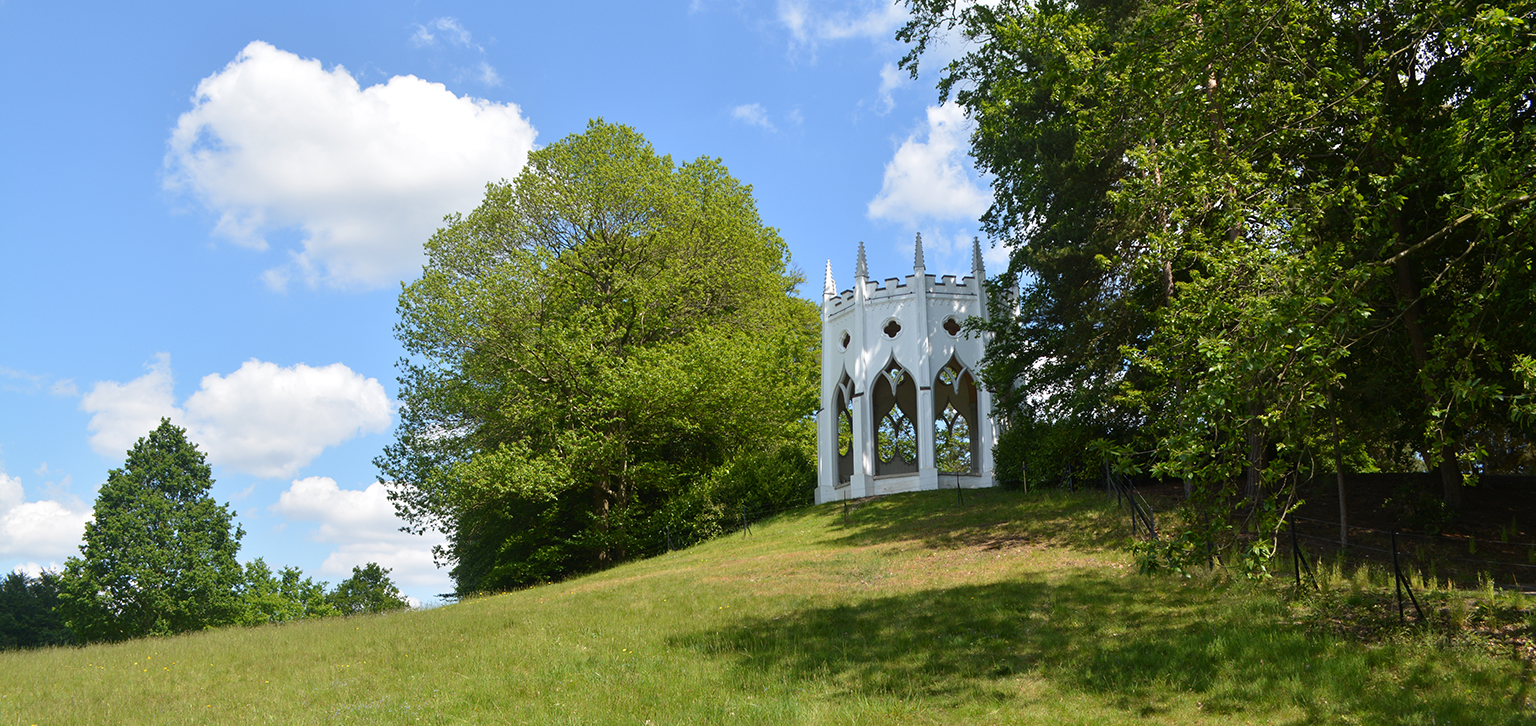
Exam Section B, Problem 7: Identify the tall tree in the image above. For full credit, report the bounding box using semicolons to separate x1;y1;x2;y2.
901;0;1536;562
380;120;819;594
59;419;246;642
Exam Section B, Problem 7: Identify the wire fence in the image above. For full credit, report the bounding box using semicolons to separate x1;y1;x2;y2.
1281;514;1536;623
1103;464;1158;540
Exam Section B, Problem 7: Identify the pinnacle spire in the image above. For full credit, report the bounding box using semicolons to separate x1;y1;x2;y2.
971;237;985;278
913;232;925;271
823;259;836;298
855;241;868;279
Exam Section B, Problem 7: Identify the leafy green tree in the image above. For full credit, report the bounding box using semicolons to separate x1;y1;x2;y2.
901;0;1536;565
325;563;409;615
59;419;246;642
0;570;73;650
379;119;819;594
239;558;335;624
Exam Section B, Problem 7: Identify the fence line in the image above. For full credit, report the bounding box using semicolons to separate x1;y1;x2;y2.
1290;530;1536;573
1103;464;1158;540
1290;515;1536;551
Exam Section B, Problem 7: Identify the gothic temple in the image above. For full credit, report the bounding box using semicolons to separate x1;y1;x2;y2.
816;235;997;503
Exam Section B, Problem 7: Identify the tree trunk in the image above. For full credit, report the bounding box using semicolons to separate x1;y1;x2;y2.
1391;256;1463;507
1244;400;1265;512
1329;389;1348;547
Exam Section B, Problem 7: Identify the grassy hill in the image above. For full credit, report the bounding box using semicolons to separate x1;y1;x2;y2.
3;489;1531;725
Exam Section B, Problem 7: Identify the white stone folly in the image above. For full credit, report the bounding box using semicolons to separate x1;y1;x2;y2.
815;235;997;504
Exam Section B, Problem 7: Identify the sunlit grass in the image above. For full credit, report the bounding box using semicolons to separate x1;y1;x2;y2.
3;489;1532;724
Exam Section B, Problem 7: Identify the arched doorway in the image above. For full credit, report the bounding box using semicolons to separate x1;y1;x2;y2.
873;357;918;476
832;371;854;484
933;355;979;474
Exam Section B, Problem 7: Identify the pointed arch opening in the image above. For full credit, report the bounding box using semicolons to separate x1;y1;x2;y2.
873;357;918;475
832;371;854;484
933;354;980;474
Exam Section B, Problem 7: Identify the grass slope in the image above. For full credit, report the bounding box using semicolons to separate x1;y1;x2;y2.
3;490;1532;725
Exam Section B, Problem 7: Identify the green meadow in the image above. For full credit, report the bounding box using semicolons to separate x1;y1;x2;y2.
3;489;1532;725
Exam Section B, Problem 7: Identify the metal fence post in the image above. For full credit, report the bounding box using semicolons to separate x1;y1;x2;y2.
1391;530;1405;623
1292;520;1302;589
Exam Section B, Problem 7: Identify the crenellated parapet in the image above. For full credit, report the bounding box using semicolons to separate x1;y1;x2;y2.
815;235;998;503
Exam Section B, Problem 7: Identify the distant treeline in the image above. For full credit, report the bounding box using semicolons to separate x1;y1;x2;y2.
1;420;411;651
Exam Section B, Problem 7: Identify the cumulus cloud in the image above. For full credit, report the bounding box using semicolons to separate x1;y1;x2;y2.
165;41;536;289
731;103;775;131
79;354;391;478
868;103;990;226
0;472;93;569
272;477;447;589
183;360;393;478
80;353;181;457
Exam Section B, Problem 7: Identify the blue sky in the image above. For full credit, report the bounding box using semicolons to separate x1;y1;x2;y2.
0;0;999;604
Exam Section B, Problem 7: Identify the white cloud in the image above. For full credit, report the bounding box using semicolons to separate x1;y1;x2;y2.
778;0;907;47
474;61;502;87
0;366;43;394
411;17;476;49
409;18;503;89
868;103;990;226
731;103;776;131
165;41;535;289
80;354;391;479
80;353;181;457
0;472;93;568
1;366;77;397
877;62;906;114
272;477;447;589
183;360;393;478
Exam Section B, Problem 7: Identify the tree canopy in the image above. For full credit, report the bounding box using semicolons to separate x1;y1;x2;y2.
326;563;411;615
239;558;335;624
379;119;820;594
0;570;73;650
901;0;1536;565
60;419;246;642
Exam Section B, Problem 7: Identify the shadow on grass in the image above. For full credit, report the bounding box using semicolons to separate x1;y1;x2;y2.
822;488;1132;553
676;569;1534;724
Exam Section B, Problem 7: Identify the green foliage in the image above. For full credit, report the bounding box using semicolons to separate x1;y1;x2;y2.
0;570;73;650
902;0;1536;561
239;558;335;624
992;412;1100;491
1382;482;1455;535
59;419;245;643
326;563;409;616
378;119;819;595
